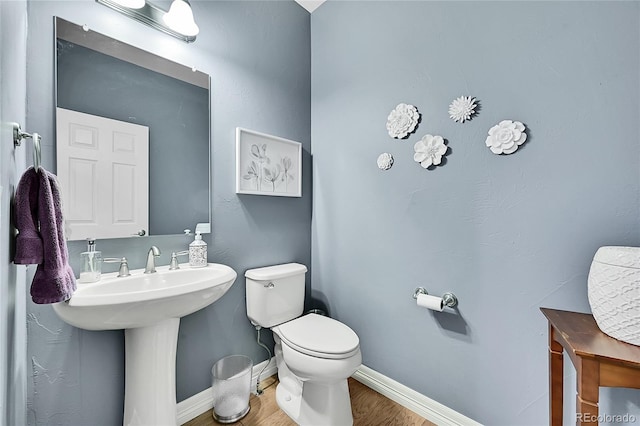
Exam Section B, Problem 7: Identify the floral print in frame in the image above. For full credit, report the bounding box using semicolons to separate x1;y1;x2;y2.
236;127;302;197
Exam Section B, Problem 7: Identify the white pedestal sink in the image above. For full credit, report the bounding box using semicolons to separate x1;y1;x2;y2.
53;263;237;426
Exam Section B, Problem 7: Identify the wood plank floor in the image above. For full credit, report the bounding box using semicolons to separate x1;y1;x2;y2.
185;375;435;426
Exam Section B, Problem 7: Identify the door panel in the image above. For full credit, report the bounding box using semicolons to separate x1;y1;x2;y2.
56;107;149;240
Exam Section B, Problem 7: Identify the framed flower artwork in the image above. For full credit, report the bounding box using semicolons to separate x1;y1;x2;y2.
235;127;302;197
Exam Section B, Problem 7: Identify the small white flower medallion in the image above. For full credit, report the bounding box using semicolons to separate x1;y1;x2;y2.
413;134;447;169
448;96;477;123
485;120;527;155
377;153;394;170
386;103;420;139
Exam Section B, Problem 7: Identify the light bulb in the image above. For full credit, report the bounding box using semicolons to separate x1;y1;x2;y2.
163;0;199;37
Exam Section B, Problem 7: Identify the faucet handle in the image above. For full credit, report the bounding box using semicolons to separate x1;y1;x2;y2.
169;251;189;270
104;257;131;277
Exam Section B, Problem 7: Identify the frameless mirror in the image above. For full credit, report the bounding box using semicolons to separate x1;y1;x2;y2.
54;17;211;240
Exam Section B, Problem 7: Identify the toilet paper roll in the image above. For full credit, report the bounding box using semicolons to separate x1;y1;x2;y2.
416;294;444;312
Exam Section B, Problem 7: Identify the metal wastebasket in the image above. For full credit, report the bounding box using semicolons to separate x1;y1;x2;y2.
211;355;253;423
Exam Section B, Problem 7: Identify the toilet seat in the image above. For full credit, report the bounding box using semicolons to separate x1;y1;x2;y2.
274;313;360;360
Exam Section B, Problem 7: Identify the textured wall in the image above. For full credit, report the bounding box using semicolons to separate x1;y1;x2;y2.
26;1;310;424
1;1;28;424
311;1;640;424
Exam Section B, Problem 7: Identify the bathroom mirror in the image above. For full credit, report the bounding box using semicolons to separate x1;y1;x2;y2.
54;17;210;240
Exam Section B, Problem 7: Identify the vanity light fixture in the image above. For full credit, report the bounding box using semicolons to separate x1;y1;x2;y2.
95;0;199;43
111;0;145;9
163;0;199;37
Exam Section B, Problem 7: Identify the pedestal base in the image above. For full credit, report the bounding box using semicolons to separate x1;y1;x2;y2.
124;318;180;426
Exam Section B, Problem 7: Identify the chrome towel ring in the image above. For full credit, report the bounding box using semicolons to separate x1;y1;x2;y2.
12;122;41;170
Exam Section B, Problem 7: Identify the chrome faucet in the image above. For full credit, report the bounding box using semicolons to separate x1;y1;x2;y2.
144;246;161;274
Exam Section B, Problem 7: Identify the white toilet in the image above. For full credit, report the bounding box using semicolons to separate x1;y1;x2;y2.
245;263;362;426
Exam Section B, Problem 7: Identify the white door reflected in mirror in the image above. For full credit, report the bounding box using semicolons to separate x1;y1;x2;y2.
56;107;149;240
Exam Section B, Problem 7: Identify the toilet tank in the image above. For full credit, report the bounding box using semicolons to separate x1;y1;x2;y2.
245;263;307;328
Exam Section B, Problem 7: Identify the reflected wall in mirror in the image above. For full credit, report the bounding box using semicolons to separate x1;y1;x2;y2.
55;17;211;240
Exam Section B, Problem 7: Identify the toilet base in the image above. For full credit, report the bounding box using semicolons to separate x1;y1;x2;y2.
275;379;354;426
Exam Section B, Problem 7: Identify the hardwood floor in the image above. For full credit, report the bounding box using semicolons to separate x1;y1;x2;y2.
185;375;435;426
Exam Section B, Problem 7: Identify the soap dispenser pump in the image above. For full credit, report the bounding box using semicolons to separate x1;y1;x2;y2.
79;238;103;283
189;231;207;268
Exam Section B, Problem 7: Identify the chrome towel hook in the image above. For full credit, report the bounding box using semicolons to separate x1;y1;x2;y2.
12;123;41;169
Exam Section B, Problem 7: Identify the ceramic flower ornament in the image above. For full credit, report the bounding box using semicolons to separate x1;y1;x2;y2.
377;153;394;170
485;120;527;155
413;134;447;169
448;96;477;123
386;103;420;139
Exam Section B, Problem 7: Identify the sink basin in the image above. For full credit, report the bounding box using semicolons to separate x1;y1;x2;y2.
52;262;237;426
53;263;237;330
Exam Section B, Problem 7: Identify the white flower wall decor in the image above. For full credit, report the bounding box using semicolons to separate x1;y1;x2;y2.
448;96;477;123
386;103;420;139
413;134;447;169
377;153;394;170
485;120;527;155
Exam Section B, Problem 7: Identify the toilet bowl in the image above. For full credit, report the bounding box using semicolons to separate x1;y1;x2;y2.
273;314;361;426
245;264;362;426
279;335;362;381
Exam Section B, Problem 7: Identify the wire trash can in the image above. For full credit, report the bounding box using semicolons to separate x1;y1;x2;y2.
211;355;253;423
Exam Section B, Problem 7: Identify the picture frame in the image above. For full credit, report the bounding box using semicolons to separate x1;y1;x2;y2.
235;127;302;197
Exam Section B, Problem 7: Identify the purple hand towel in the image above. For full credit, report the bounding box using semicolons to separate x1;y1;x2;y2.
30;168;76;304
14;167;44;264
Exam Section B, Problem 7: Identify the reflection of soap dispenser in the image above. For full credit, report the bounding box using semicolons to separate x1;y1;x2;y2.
79;238;103;283
189;231;207;268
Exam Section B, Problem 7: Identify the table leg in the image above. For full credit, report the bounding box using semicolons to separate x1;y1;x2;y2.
576;357;599;426
549;324;563;426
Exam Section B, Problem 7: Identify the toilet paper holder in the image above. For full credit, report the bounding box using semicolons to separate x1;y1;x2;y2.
412;287;458;308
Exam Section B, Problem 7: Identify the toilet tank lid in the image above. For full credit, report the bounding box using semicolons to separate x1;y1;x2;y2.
245;263;307;281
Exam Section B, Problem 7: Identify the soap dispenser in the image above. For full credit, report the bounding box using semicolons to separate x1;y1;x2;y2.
79;238;103;283
189;231;207;268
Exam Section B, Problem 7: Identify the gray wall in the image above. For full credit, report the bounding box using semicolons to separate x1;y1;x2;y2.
26;1;310;424
23;0;640;424
1;1;28;425
311;1;640;425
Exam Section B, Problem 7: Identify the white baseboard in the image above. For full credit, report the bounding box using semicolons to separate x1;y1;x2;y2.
178;361;480;426
177;358;277;425
352;365;482;426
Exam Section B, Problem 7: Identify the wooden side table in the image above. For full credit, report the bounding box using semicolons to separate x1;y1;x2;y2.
541;308;640;425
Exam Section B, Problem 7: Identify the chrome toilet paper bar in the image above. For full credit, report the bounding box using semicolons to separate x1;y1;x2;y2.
413;287;458;309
